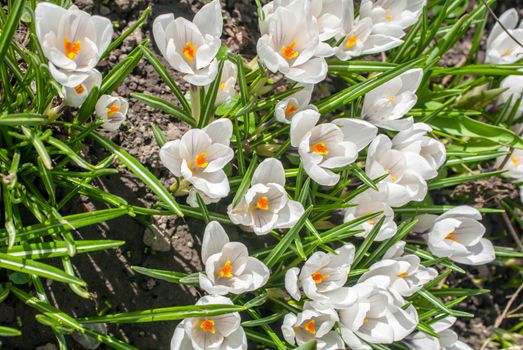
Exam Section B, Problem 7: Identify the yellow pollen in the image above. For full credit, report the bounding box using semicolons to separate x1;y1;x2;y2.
256;196;269;210
398;272;409;278
74;84;85;94
219;82;227;90
304;320;316;335
363;318;369;324
194;152;208;169
385;169;397;181
311;271;329;284
388;97;396;103
107;105;121;117
183;41;197;61
285;103;298;116
512;156;519;166
311;142;329;155
281;40;299;60
200;319;216;334
345;34;358;48
445;229;459;242
502;47;512;57
219;260;234;278
64;38;81;60
386;15;393;21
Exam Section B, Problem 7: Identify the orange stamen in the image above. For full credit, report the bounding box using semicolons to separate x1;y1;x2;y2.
64;38;81;60
183;41;197;61
445;229;459;242
304;320;316;335
345;34;358;48
511;156;519;166
194;152;208;168
107;105;121;117
200;319;216;334
256;196;269;211
219;260;233;278
311;142;329;155
311;271;329;284
284;103;298;116
74;84;85;94
281;41;299;60
398;272;409;278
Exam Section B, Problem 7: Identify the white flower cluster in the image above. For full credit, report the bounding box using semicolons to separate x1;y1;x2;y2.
36;1;502;349
35;2;129;131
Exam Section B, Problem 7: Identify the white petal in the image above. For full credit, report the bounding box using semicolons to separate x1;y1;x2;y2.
201;221;230;262
285;267;302;301
252;158;286;186
193;0;223;38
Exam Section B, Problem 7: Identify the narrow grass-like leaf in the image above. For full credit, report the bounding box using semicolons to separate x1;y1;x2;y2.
428;170;505;190
230;154;258;208
0;253;86;285
353;217;385;267
0;113;48;126
101;44;144;94
132;92;195;126
0;0;25;59
0;326;21;337
79;304;246;324
152;123;168;147
86;130;183;216
5;240;124;259
264;206;313;268
131;266;196;284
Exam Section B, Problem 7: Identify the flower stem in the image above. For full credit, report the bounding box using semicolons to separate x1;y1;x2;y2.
190;85;201;124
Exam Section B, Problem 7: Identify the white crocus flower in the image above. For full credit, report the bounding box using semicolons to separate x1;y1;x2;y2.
339;280;419;350
170;295;247;350
285;244;357;308
62;69;102;107
275;84;315;124
282;302;344;350
35;3;113;87
366;135;427;207
310;0;353;41
153;0;222;86
405;316;473;350
199;221;270;295
215;61;238;105
344;188;397;241
499;73;523;117
500;148;523;179
227;158;305;235
362;69;423;131
160;119;234;205
413;206;496;265
359;241;437;297
290;110;377;186
360;0;426;37
95;95;128;131
257;0;329;84
486;8;523;64
392;123;446;180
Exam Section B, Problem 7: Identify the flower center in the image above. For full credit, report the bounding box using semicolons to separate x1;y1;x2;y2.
281;40;299;60
107;105;121;117
64;38;81;60
219;260;234;278
512;156;519;166
285;103;298;117
194;152;208;169
385;169;397;182
74;84;86;94
219;82;227;90
200;319;216;334
304;320;316;335
398;272;409;278
388;97;396;103
445;229;459;242
363;318;369;324
183;41;197;61
311;271;329;284
385;8;393;21
345;34;358;48
311;142;329;155
256;196;269;210
502;47;512;57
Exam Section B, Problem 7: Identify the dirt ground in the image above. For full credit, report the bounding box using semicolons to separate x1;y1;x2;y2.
1;0;523;349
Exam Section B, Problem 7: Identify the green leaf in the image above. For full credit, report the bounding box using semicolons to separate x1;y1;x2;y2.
230;155;258;208
131;92;195;126
79;304;247;324
264;206;313;268
0;253;86;285
0;326;21;337
430;115;523;149
86;130;183;217
101;44;144;94
5;240;124;259
0;0;25;59
494;246;523;258
428;170;505;190
75;86;99;125
0;113;48;126
295;339;317;350
131;266;197;284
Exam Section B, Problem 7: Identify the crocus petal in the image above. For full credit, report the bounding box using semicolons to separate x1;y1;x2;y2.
201;221;230;262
